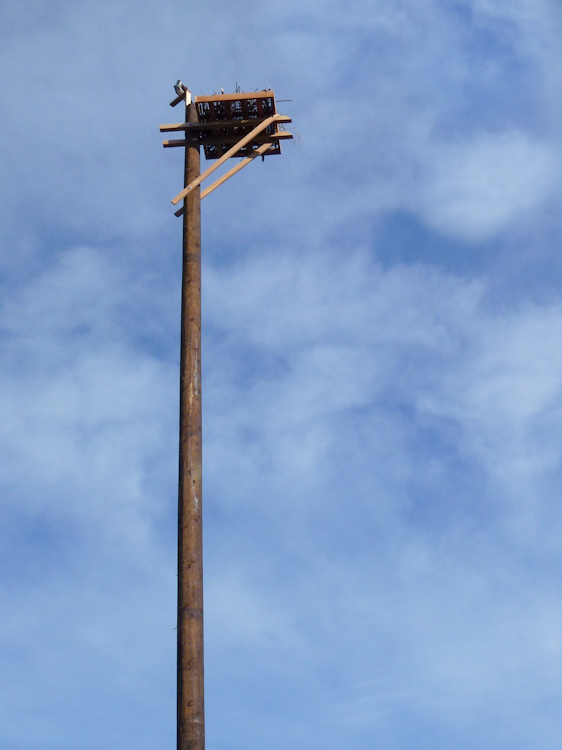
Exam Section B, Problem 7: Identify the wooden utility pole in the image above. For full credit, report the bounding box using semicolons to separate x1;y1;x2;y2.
162;83;292;750
177;98;204;750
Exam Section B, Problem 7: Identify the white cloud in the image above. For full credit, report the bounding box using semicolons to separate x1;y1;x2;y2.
2;0;562;748
0;247;177;539
203;246;562;538
200;245;562;747
417;130;558;241
4;242;562;748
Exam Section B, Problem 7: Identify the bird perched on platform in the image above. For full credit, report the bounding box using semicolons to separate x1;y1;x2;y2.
174;80;187;96
220;87;225;94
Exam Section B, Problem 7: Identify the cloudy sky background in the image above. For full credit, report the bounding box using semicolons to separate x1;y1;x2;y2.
2;1;562;748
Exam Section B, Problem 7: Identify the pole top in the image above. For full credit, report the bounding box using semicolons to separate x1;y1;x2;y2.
171;80;192;107
165;86;292;160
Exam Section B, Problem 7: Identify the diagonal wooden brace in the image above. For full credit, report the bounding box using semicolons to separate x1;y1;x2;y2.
174;142;274;216
171;114;284;205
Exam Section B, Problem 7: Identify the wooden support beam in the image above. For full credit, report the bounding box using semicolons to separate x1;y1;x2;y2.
163;131;293;148
174;143;274;215
160;115;291;133
163;139;190;148
170;90;189;107
200;143;272;199
194;91;274;103
170;93;185;107
171;114;283;205
177;99;204;750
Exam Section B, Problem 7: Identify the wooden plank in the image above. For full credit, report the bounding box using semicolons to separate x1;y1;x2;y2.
170;92;186;107
201;131;292;145
160;116;291;132
163;139;189;148
163;132;293;148
194;91;274;103
201;143;272;199
174;144;277;216
171;114;283;205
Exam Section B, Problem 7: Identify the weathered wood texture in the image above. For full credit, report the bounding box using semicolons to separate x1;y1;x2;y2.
177;100;204;750
195;90;274;103
160;115;291;132
163;131;293;148
175;142;274;215
200;142;273;199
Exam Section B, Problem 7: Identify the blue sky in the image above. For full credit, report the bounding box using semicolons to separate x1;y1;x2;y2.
1;1;562;748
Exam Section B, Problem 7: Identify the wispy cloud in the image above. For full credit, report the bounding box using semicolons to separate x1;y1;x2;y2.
1;1;562;749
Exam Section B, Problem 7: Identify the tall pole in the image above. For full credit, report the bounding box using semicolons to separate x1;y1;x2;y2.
177;98;204;750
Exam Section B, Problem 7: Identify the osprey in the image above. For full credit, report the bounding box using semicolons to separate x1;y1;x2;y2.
174;80;187;96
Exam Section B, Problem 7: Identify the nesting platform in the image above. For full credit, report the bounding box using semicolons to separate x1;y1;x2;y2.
161;90;292;160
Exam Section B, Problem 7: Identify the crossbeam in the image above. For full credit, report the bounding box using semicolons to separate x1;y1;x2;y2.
163;132;293;148
160;116;292;133
171;114;284;205
195;91;274;103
